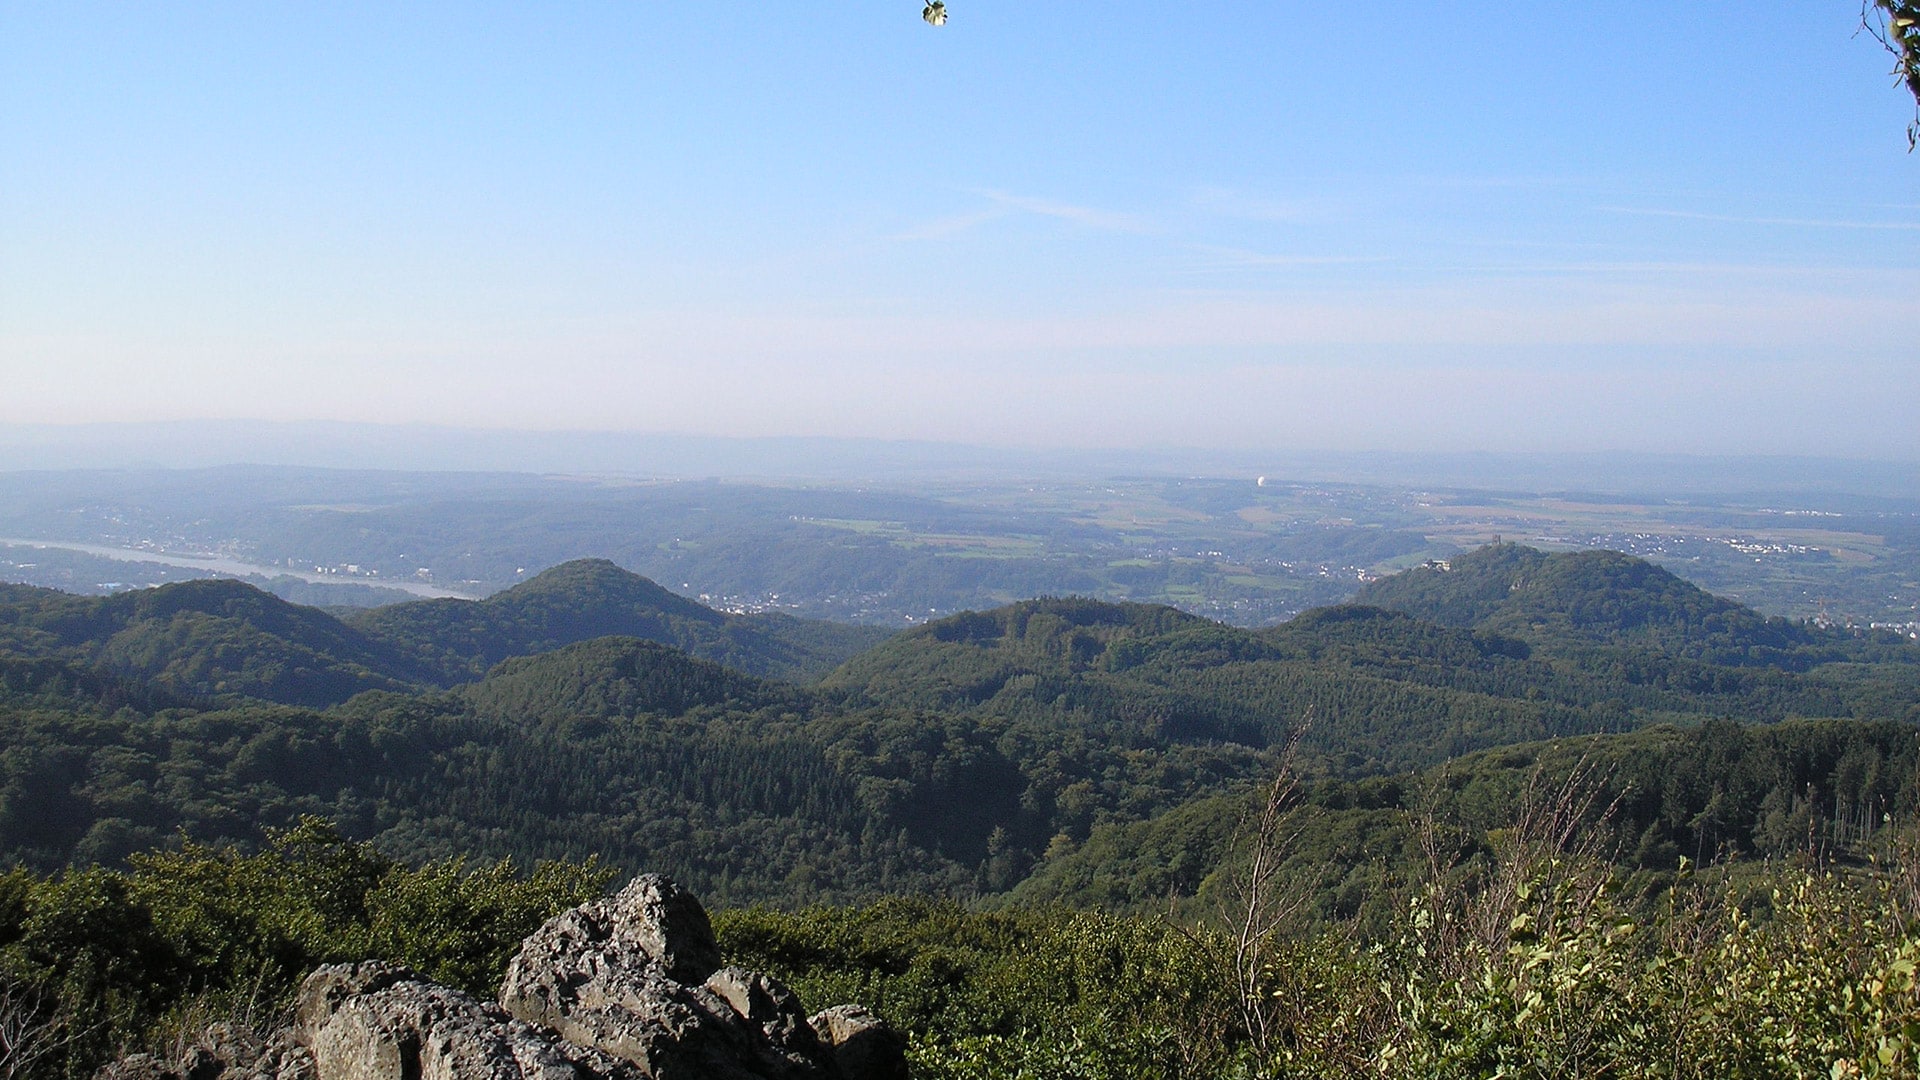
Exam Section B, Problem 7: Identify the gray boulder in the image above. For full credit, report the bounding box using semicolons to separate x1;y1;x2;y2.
808;1007;908;1080
499;876;833;1080
295;961;639;1080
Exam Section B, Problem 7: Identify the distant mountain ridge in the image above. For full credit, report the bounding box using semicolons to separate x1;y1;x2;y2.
0;543;1915;903
0;578;429;706
1351;543;1887;666
348;558;891;685
0;560;889;708
821;549;1919;774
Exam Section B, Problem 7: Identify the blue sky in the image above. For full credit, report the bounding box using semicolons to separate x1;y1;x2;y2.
2;2;1915;456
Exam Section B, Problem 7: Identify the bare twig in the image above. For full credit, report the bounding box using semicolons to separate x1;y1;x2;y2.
1481;752;1623;953
0;980;91;1080
1214;717;1314;1071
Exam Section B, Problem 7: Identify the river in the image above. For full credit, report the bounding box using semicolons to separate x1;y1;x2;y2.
0;538;475;599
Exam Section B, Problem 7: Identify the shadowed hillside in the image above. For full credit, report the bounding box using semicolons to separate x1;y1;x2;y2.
459;636;799;721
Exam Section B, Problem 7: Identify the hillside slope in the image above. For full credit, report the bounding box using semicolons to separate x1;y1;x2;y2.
0;578;431;706
824;582;1920;775
1;547;1914;906
350;559;891;683
1352;543;1906;667
458;636;799;721
1011;716;1920;916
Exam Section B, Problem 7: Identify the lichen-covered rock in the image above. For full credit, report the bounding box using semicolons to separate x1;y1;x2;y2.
702;967;832;1077
499;876;831;1080
808;1006;908;1080
514;874;721;985
247;1033;316;1080
295;961;638;1080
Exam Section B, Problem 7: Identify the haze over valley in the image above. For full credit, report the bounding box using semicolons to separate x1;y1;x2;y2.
0;453;1914;635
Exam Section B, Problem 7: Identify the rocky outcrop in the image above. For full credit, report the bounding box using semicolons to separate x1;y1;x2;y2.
94;875;905;1080
498;876;833;1080
295;962;640;1080
807;1007;909;1080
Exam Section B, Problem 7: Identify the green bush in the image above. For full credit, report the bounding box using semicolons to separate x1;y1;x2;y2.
0;818;606;1080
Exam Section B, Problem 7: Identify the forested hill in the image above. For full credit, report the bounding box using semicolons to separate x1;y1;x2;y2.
1354;542;1914;666
820;596;1211;707
0;561;889;709
458;636;800;721
0;546;1915;906
348;558;891;684
823;584;1920;776
1010;716;1920;917
0;578;433;706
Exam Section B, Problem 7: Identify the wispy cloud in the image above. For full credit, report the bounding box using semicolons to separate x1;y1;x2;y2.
1601;206;1920;231
890;208;1009;241
1480;259;1899;278
1180;243;1391;271
976;190;1156;233
890;190;1156;242
1187;187;1331;224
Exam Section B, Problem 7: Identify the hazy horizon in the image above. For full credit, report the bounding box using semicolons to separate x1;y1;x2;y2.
3;420;1918;500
